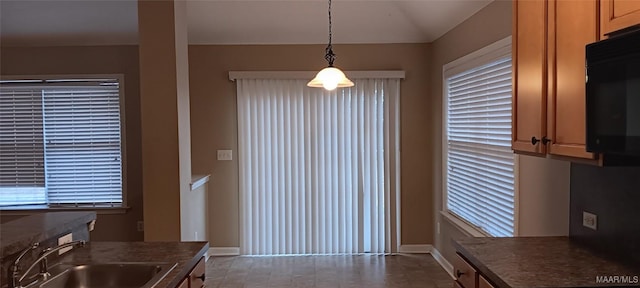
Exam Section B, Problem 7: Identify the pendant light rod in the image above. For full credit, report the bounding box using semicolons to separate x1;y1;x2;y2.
324;0;336;67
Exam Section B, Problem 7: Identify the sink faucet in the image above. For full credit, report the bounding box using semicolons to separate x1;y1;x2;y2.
7;243;39;288
9;240;85;288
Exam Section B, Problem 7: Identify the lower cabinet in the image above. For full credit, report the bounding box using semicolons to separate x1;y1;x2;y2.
177;278;189;288
177;256;206;288
453;253;495;288
453;254;477;288
479;275;495;288
188;256;206;288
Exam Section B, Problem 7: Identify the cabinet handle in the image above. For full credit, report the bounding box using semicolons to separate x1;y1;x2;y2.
542;136;551;145
456;269;465;278
195;273;205;281
531;136;540;145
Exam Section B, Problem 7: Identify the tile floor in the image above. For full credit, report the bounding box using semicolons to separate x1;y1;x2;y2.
204;254;454;288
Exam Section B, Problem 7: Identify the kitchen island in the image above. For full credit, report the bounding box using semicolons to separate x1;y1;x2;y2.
453;237;640;288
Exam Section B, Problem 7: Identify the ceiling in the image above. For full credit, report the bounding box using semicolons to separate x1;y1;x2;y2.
0;0;493;46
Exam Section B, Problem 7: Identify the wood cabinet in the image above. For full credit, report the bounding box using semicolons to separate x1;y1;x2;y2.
177;278;189;288
512;0;547;155
176;256;206;288
546;0;599;158
512;0;597;159
479;275;495;288
187;256;206;288
453;253;496;288
453;253;478;288
601;0;640;37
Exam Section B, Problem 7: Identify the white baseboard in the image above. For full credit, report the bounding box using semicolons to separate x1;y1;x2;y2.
397;244;454;279
398;244;433;254
430;247;454;279
209;247;240;256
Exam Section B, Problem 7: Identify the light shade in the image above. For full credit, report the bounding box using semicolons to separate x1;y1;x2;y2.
307;67;354;91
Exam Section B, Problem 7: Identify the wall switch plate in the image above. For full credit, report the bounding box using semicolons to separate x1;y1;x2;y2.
583;211;598;230
58;233;73;255
137;221;144;232
217;150;232;161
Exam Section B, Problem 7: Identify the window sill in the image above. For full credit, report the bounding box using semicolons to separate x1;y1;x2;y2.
0;204;130;215
440;210;492;238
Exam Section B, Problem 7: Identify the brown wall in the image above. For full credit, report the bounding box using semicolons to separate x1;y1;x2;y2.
430;0;571;266
0;43;433;246
0;45;144;241
188;43;433;247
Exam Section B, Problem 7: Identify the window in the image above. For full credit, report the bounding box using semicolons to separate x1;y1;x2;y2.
0;77;124;207
443;37;515;237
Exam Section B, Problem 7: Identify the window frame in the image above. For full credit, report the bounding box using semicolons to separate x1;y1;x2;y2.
0;74;128;211
441;36;520;237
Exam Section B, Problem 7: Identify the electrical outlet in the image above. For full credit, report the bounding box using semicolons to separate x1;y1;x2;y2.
137;221;144;232
58;233;73;255
217;150;232;161
583;211;597;230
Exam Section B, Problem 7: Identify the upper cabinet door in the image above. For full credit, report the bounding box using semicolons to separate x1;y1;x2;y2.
601;0;640;37
546;0;597;159
512;0;547;155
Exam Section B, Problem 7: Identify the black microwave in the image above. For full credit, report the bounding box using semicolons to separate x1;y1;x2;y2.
586;29;640;156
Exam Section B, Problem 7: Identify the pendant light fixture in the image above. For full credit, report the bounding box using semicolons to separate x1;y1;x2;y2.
307;0;354;91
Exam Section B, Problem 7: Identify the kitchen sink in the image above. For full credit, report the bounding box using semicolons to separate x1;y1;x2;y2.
34;262;177;288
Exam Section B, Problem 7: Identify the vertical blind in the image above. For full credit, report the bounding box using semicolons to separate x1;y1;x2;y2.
0;79;123;206
236;78;398;255
445;54;515;237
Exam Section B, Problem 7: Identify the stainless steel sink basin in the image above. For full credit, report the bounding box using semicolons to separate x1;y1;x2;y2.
35;262;177;288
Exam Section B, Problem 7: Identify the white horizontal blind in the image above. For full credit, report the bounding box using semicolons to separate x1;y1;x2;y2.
0;88;46;205
237;78;397;255
445;54;515;237
43;86;122;205
0;79;123;207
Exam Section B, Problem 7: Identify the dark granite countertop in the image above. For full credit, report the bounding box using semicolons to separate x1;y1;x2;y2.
0;211;96;259
56;241;208;288
454;237;640;288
